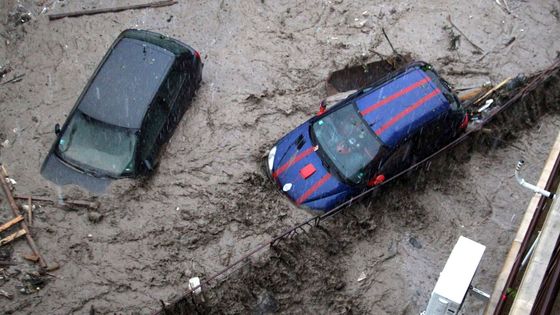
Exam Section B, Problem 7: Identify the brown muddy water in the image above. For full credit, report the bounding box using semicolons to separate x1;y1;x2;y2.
1;0;560;314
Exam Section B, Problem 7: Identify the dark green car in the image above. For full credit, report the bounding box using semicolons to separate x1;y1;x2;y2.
41;29;203;193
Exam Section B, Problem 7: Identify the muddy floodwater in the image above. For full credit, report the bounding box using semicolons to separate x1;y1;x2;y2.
1;0;560;314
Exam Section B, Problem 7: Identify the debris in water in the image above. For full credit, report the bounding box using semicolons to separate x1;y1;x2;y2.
0;289;13;300
447;15;485;53
255;291;279;314
478;99;494;113
443;25;461;51
188;276;202;294
87;211;103;223
17;272;49;294
409;237;422;249
8;4;32;26
357;271;367;282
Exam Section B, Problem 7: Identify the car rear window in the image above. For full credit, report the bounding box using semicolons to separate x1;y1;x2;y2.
79;38;174;129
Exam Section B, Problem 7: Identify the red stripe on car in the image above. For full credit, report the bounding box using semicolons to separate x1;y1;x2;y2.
360;77;431;116
272;146;315;179
375;88;441;135
297;173;332;205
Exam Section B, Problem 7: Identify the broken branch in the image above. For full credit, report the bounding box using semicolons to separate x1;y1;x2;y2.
447;15;485;53
381;28;399;56
48;0;178;20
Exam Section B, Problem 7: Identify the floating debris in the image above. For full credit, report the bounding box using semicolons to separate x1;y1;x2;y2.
357;271;367;282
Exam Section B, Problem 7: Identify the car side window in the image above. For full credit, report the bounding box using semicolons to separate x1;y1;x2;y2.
379;141;413;176
139;101;169;162
415;115;448;154
161;66;186;108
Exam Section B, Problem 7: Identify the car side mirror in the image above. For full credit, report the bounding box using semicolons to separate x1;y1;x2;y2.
143;159;154;172
317;100;326;116
54;123;61;135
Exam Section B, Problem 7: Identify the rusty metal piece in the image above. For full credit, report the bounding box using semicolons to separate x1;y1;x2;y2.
23;253;39;262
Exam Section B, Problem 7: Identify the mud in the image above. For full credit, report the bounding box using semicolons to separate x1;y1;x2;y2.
1;0;560;314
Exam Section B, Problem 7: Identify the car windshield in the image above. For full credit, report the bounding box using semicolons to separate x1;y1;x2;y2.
56;110;137;177
311;104;383;184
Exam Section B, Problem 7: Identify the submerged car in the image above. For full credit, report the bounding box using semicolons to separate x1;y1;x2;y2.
41;29;203;193
266;62;468;212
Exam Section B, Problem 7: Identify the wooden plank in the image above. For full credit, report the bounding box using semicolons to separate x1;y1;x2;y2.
0;229;26;246
48;0;177;20
485;131;560;314
0;215;23;233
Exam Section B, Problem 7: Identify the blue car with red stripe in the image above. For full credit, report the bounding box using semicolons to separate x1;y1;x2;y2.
266;62;468;212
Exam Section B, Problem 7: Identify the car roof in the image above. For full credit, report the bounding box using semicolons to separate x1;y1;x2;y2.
78;37;175;129
355;66;451;148
121;29;194;56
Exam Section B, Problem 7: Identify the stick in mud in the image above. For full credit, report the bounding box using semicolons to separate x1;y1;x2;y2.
48;0;178;20
381;28;399;55
14;195;99;210
447;15;485;53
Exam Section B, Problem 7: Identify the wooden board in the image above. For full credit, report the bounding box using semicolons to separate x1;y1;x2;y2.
0;229;26;246
0;215;23;233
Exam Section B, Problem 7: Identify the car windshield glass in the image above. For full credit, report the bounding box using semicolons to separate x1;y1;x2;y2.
56;110;137;177
311;104;383;184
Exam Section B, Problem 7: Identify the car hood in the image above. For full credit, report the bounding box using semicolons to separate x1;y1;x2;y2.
271;121;354;211
41;152;112;194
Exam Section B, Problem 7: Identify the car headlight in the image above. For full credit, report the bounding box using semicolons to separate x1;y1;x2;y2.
268;146;277;174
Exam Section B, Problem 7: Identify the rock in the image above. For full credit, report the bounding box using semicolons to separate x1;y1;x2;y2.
255;291;279;314
409;237;422;249
0;246;13;260
87;211;103;223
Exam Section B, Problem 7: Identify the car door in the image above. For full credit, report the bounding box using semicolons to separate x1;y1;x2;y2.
413;114;450;159
378;140;414;179
138;97;171;172
161;62;188;132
